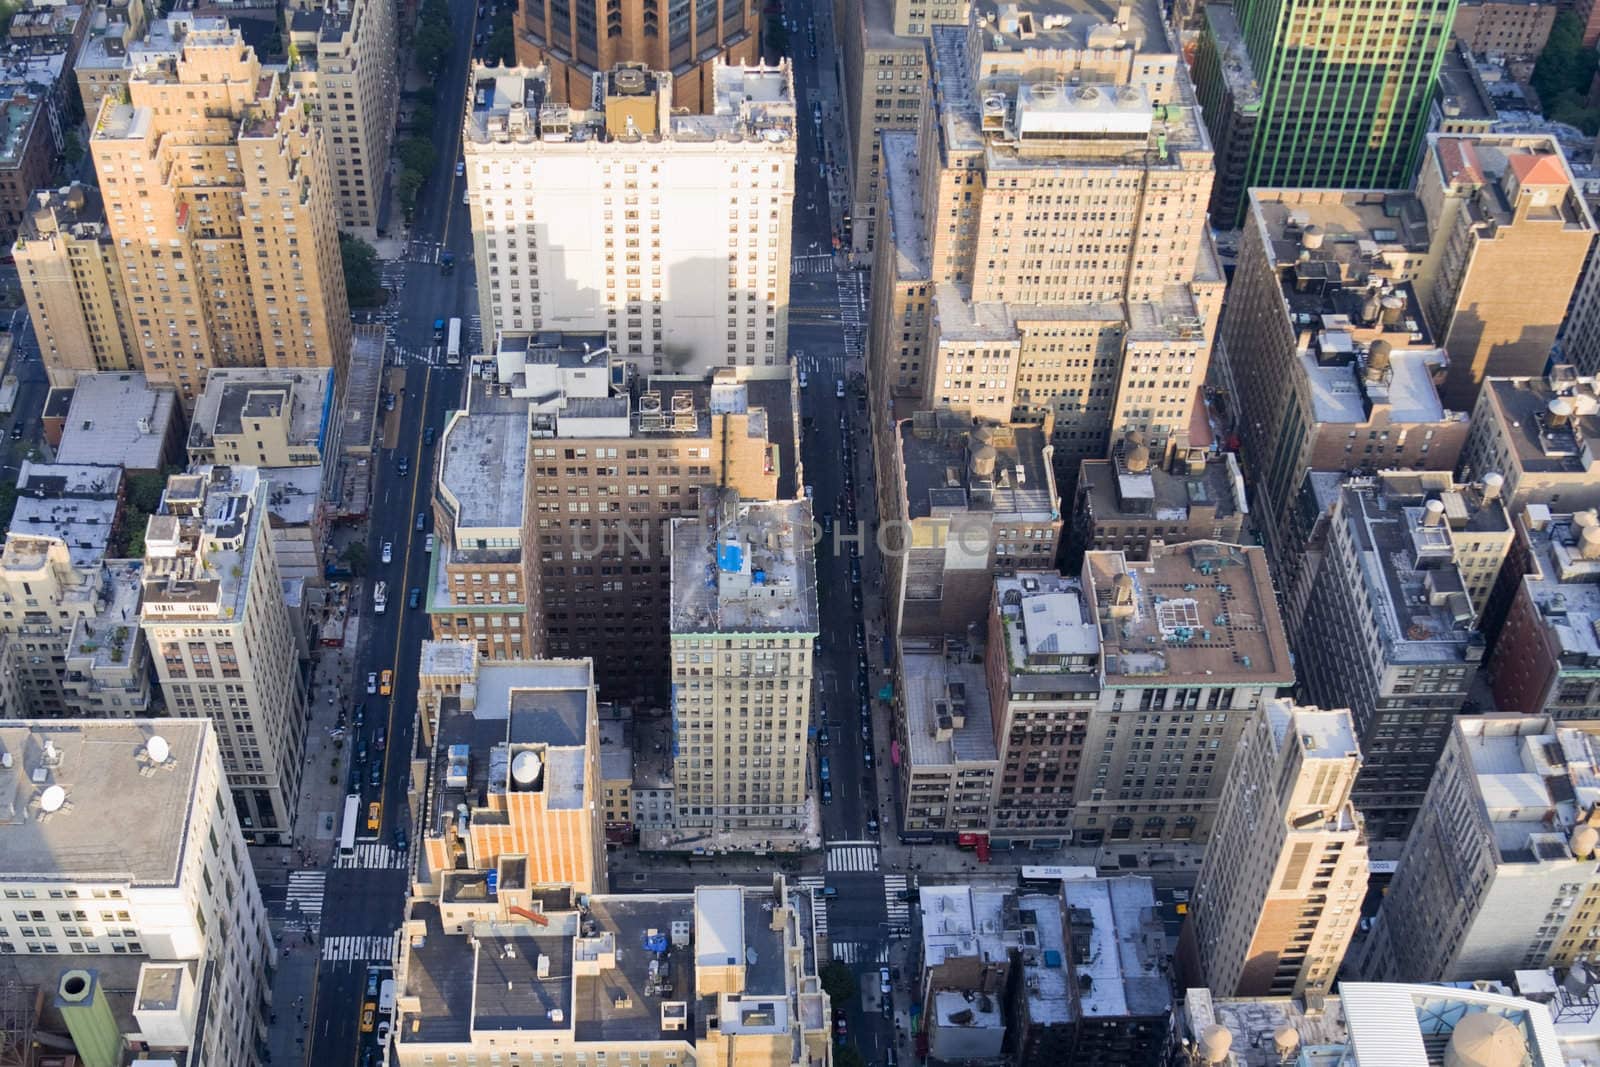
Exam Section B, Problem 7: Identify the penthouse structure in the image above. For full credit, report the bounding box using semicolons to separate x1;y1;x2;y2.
669;493;817;836
1185;700;1368;999
393;880;832;1066
1297;471;1505;840
83;25;349;404
894;636;999;837
0;718;271;1066
868;0;1226;473
880;411;1060;641
187;367;337;488
1365;716;1600;982
139;466;306;844
418;656;606;899
1074;436;1248;562
464;63;795;376
1486;507;1600;717
1221;188;1469;569
0;462;150;718
1071;543;1295;845
1462;367;1600;516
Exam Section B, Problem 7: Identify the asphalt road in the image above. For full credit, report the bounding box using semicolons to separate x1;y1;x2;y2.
304;0;486;1058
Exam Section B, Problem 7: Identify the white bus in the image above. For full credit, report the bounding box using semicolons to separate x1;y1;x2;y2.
340;793;361;856
445;318;462;365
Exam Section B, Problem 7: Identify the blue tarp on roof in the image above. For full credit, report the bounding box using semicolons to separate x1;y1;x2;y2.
717;543;744;573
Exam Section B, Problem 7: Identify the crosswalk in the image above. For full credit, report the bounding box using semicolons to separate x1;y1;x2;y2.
321;935;397;963
832;941;889;964
796;349;850;378
827;844;880;872
792;254;837;276
838;274;867;356
884;874;911;927
335;843;409;870
285;871;326;927
797;875;828;945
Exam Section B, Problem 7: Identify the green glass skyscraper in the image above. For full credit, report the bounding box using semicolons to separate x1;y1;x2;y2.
1195;0;1458;226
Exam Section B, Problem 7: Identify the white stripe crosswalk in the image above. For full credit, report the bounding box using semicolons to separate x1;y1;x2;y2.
831;941;889;964
321;935;397;963
792;254;837;276
335;842;408;870
285;871;326;926
797;876;828;944
826;844;880;872
883;874;911;926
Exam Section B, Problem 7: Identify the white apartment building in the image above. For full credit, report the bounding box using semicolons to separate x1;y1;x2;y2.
0;718;271;1066
669;493;818;835
1364;715;1600;983
465;62;796;376
1187;699;1368;999
139;467;306;845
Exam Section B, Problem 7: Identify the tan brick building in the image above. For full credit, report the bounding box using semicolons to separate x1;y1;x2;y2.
86;25;350;406
1074;438;1248;562
1451;0;1556;55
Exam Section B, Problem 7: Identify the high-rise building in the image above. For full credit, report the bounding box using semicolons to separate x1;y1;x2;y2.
187;367;338;481
1070;542;1295;846
0;718;271;1066
1462;366;1600;516
1413;135;1595;410
894;635;999;837
512;0;761;111
1451;0;1557;56
868;3;1225;475
139;466;307;844
834;0;928;254
417;654;607;896
1219;187;1469;570
464;62;794;376
393;880;834;1066
81;25;349;405
285;0;399;235
432;336;797;699
0;462;152;718
879;411;1061;641
1191;0;1455;226
1484;506;1600;717
669;493;816;835
13;184;136;385
1073;438;1248;563
1296;471;1504;840
1363;715;1600;982
1185;699;1368;999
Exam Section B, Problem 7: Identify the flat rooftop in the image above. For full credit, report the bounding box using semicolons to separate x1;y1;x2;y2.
66;560;144;670
1481;370;1600;475
880;131;929;280
1457;716;1600;861
188;367;333;453
898;413;1057;521
1303;347;1452;425
1062;877;1170;1022
671;493;818;635
1335;475;1503;660
438;410;528;532
55;373;175;471
140;466;267;620
995;572;1102;694
1265;700;1359;762
1182;987;1350;1067
1083;542;1295;686
1079;448;1246;523
1436;42;1497;125
1203;3;1258;108
0;719;207;886
1514;507;1600;669
901;642;999;768
9;459;123;568
1430;134;1592;232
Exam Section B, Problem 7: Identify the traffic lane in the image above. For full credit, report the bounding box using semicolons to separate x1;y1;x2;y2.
310;964;359;1063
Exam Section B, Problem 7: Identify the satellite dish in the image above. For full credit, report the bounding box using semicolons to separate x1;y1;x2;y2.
39;785;66;813
147;735;170;763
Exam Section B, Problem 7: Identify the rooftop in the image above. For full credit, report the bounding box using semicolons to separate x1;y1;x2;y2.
0;719;207;886
64;560;143;671
260;466;323;528
55;373;176;471
898;413;1058;522
187;367;333;454
880;131;929;280
18;182;110;241
419;638;479;678
900;639;999;769
1081;542;1294;686
598;716;632;784
1301;345;1454;425
1265;700;1359;763
1510;506;1600;671
1429;134;1592;232
0;86;42;169
1080;442;1247;523
438;409;528;534
995;572;1102;693
670;493;818;635
9;460;122;569
1062;876;1170;1022
1203;3;1257;108
466;61;795;148
1481;367;1600;476
1181;987;1350;1067
1339;982;1564;1067
1456;716;1600;862
1334;473;1504;659
140;466;268;621
1436;42;1498;126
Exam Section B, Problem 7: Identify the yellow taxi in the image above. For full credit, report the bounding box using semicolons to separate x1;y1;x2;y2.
367;801;382;831
361;1002;376;1033
379;669;394;696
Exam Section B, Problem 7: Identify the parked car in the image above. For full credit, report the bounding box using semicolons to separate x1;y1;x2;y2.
369;762;382;787
397;455;409;477
424;426;436;446
416;512;426;532
353;703;365;728
361;1003;376;1033
425;534;436;553
366;970;380;997
408;587;421;609
366;672;378;694
880;968;891;995
394;824;408;851
374;728;386;752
